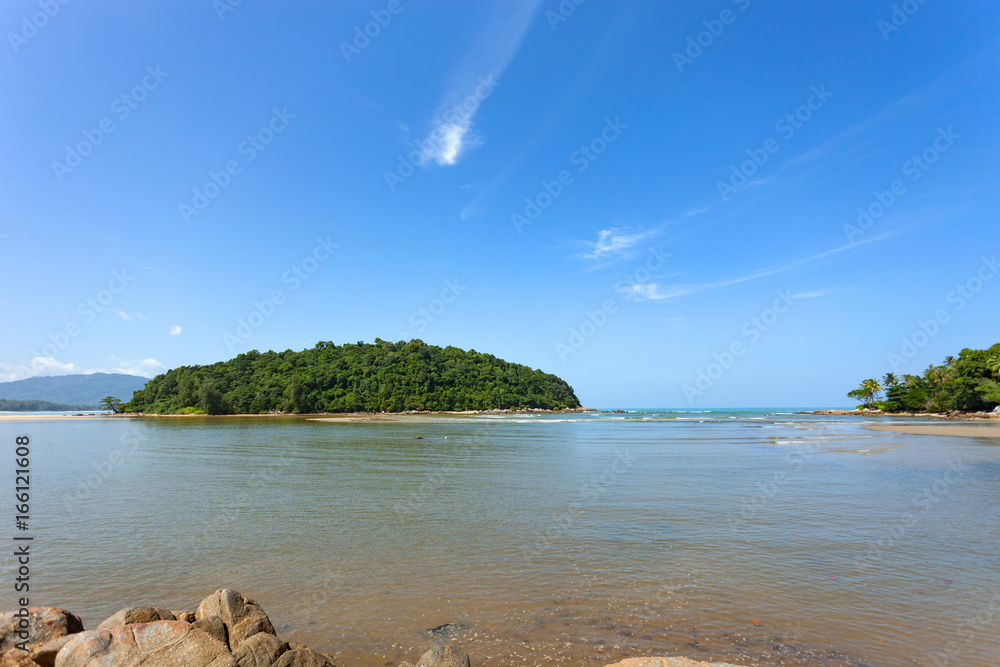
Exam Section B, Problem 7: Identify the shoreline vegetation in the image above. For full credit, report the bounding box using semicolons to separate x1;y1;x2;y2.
805;408;1000;420
120;340;582;415
844;342;1000;414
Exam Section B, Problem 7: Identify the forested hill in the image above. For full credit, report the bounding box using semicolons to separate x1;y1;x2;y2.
121;339;582;414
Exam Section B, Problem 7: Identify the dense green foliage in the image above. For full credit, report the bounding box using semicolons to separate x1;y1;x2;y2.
0;372;147;406
0;399;95;412
121;339;582;414
848;343;1000;412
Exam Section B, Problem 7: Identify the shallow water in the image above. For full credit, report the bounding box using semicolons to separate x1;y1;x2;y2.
3;410;999;666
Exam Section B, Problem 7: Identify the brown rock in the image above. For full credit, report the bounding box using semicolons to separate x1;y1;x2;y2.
53;621;236;667
0;652;35;667
195;590;275;650
190;616;229;650
601;659;748;667
28;635;77;667
0;608;84;654
416;645;470;667
173;611;197;623
228;616;275;650
232;632;286;667
272;646;339;667
96;607;174;630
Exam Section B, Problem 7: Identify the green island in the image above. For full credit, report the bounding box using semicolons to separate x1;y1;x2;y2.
847;342;1000;412
0;398;96;412
121;339;582;415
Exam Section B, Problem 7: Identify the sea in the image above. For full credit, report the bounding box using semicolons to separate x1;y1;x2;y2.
2;408;998;666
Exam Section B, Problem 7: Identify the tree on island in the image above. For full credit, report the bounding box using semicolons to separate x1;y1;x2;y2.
847;378;882;409
847;343;1000;413
99;396;122;413
119;339;581;415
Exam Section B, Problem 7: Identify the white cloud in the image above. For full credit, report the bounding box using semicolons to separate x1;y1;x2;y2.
169;326;182;336
425;122;473;166
0;356;167;382
416;0;541;166
579;228;658;260
113;310;131;320
106;357;166;378
0;357;84;382
627;235;892;301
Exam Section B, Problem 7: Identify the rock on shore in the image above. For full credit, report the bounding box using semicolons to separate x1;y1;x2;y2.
0;591;747;667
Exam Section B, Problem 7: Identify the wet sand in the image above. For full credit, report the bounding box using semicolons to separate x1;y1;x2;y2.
866;424;1000;438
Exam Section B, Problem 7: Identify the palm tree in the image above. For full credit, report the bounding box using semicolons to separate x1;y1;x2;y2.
988;355;1000;378
848;378;883;408
943;356;956;368
862;378;883;406
882;372;899;388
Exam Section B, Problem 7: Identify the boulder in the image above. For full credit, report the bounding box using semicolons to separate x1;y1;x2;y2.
97;607;174;630
272;646;340;667
0;608;84;653
173;611;197;623
281;643;344;665
0;652;35;667
190;616;228;650
195;590;275;650
416;645;470;667
53;621;236;667
29;635;77;667
602;659;749;667
232;632;286;667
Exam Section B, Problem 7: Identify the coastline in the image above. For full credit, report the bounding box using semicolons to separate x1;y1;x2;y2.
866;423;1000;438
805;409;1000;421
0;407;596;422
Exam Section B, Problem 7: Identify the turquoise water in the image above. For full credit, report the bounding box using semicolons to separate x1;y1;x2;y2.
2;410;998;666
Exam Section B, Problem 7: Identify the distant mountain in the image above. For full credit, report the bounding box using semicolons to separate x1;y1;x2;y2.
0;373;149;406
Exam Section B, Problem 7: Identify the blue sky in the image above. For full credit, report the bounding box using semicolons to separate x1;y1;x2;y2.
1;0;997;408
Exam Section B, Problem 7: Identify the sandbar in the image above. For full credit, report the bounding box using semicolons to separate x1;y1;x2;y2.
866;424;1000;438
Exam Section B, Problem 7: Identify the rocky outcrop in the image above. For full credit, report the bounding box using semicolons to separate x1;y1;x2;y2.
0;608;84;667
195;590;276;650
0;591;344;667
415;645;471;667
96;608;174;631
0;609;84;655
0;590;740;667
233;632;286;667
191;616;229;650
53;621;235;666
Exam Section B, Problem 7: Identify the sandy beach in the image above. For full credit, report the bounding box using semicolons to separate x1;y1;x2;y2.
866;423;1000;438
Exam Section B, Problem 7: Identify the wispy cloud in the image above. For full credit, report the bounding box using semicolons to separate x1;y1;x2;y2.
106;356;166;377
579;227;659;260
788;290;834;300
626;234;892;301
417;0;542;166
169;325;183;336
